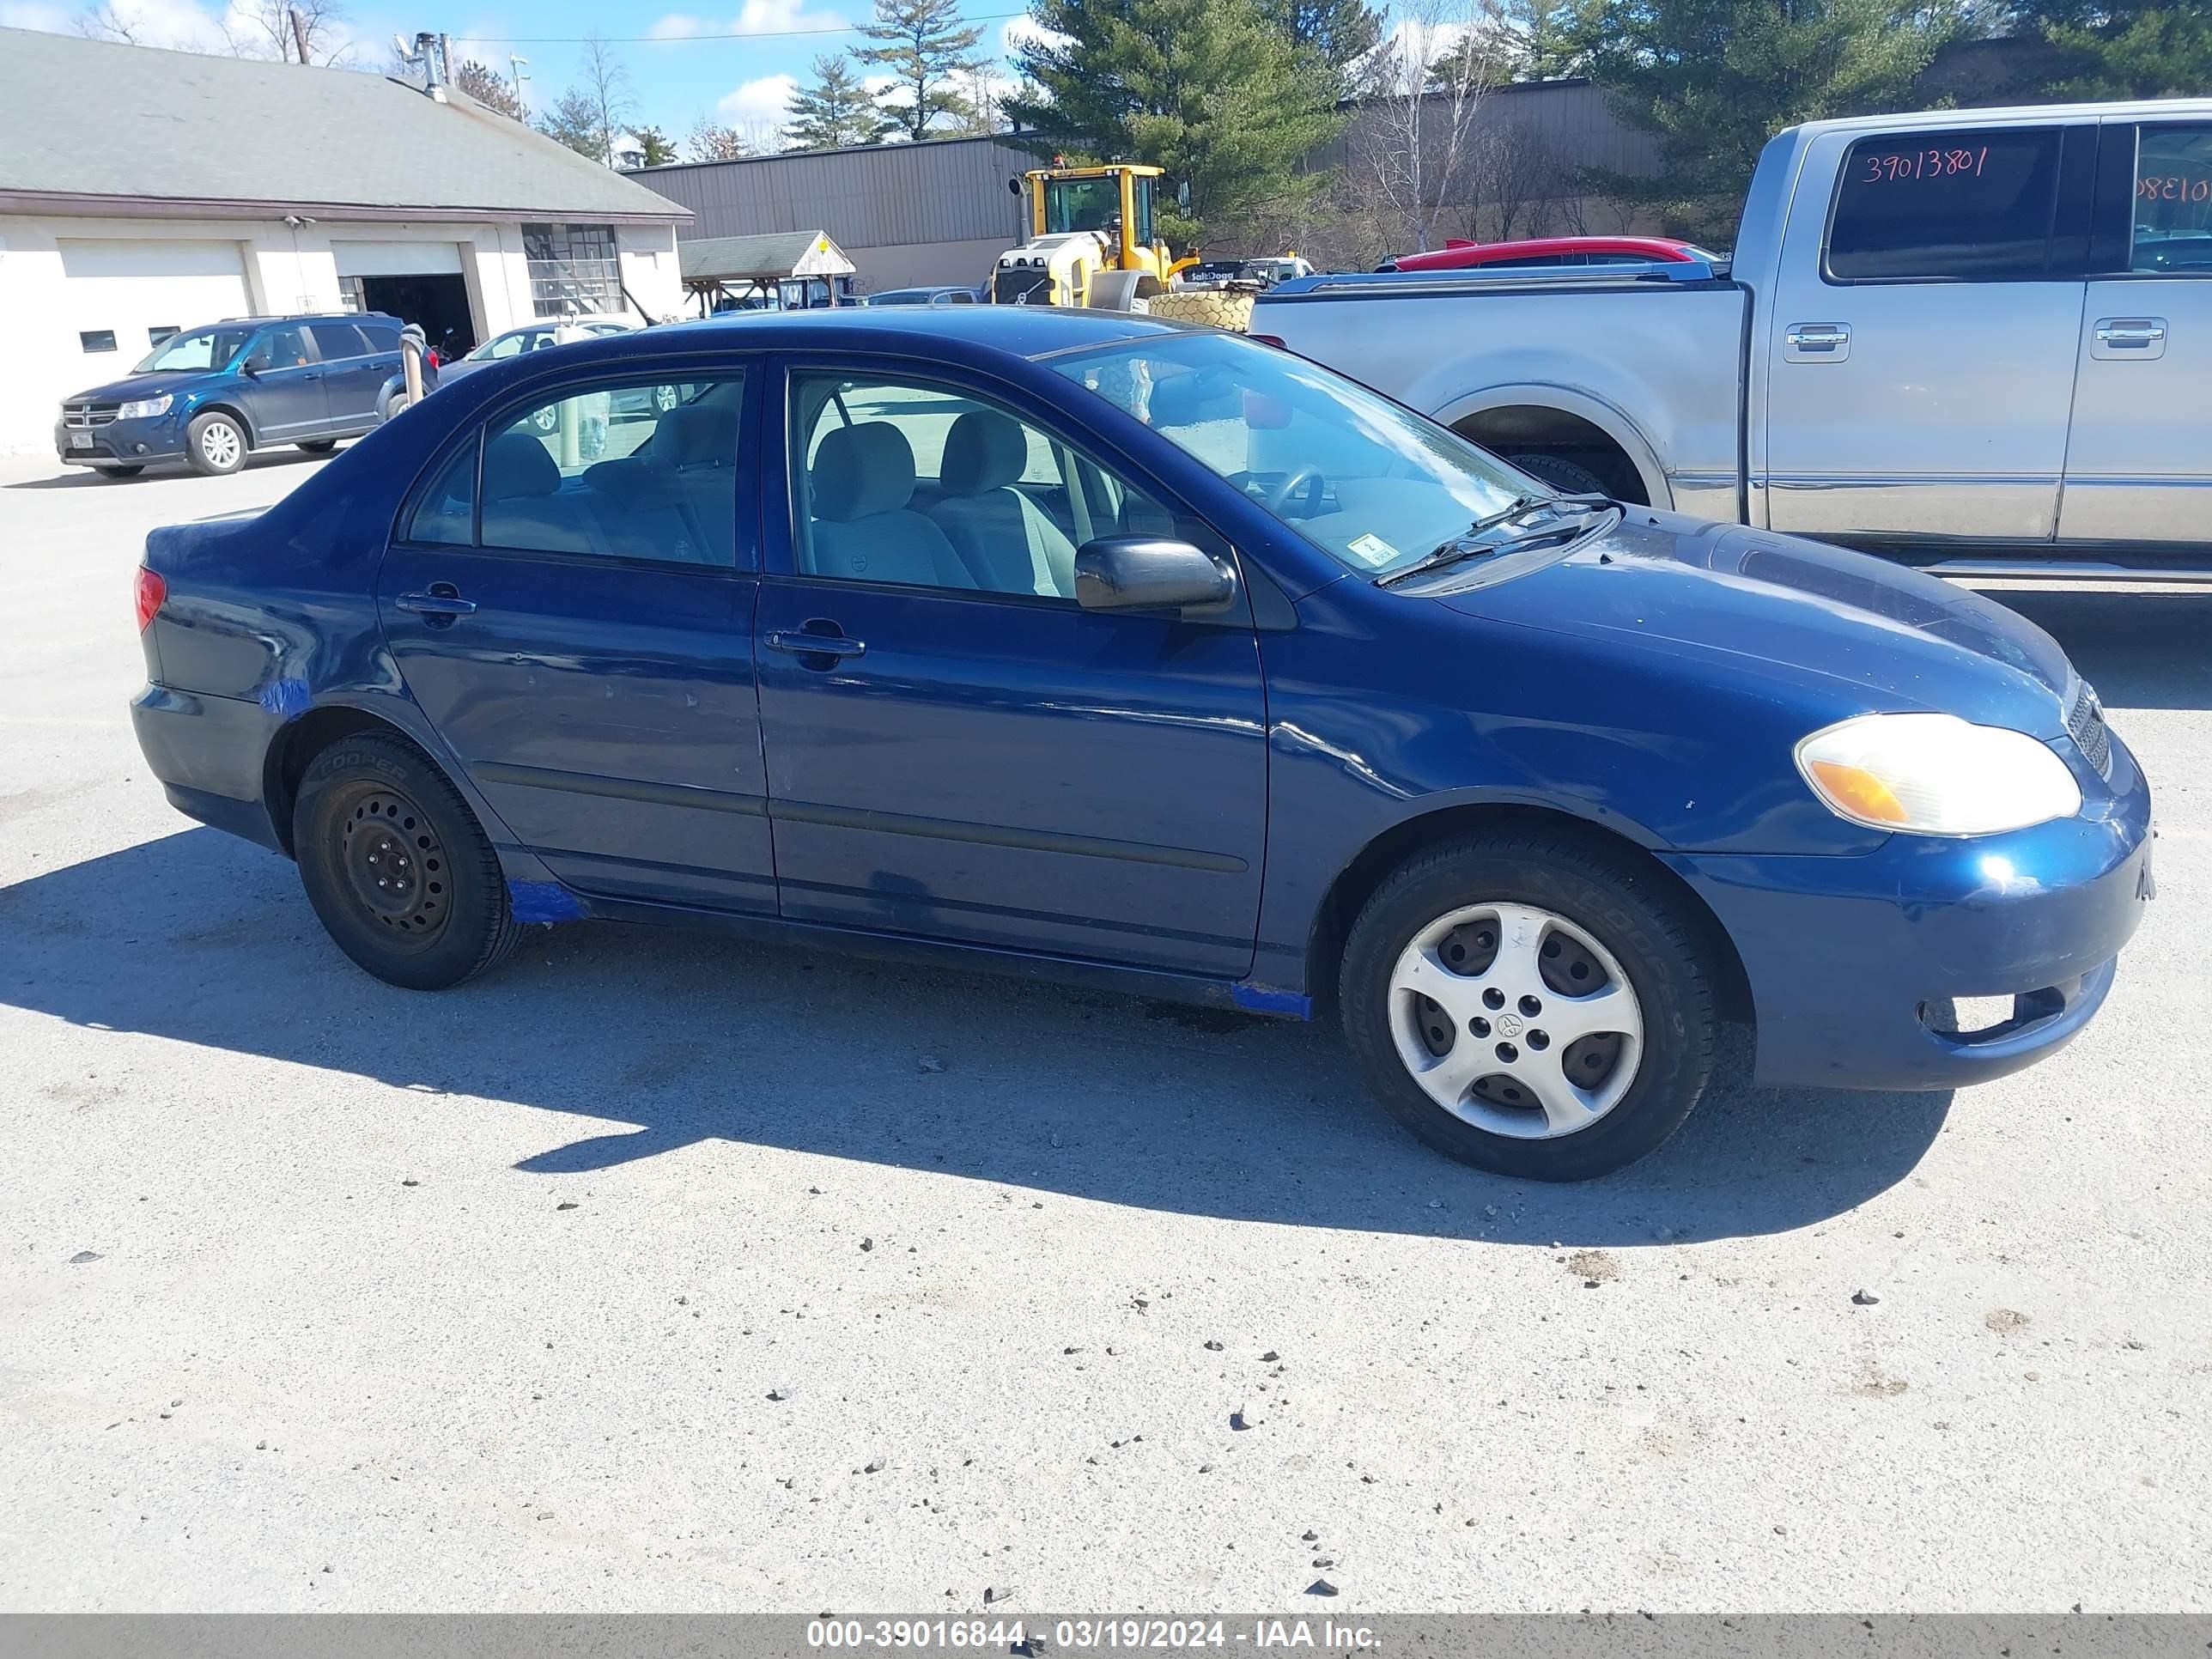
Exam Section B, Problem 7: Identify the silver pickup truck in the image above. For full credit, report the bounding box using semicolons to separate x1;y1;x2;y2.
1254;98;2212;579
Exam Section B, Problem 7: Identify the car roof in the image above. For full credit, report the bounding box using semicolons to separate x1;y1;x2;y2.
543;305;1193;368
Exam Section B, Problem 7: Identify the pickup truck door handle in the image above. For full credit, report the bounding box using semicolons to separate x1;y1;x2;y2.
2094;319;2166;346
396;585;477;623
1784;323;1851;356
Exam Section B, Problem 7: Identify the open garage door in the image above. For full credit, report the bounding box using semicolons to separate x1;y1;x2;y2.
58;240;252;365
333;240;477;359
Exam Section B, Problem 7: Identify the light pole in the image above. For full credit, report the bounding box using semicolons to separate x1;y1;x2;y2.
508;54;530;109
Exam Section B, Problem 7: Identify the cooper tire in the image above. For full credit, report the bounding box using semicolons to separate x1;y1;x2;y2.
185;411;247;477
293;732;522;991
1339;830;1716;1181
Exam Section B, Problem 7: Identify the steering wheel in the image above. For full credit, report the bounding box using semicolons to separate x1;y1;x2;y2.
1261;465;1326;517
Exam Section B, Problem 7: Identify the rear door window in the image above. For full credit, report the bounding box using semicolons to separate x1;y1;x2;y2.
309;322;371;361
2131;125;2212;272
1827;127;2064;281
476;375;744;566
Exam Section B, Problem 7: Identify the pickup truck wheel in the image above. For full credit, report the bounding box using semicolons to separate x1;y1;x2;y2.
297;439;338;453
293;732;522;991
1339;832;1716;1181
185;411;246;476
1505;452;1607;497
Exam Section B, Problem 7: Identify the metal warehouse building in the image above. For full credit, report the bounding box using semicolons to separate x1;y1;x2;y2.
629;82;1662;294
0;28;691;454
634;135;1036;297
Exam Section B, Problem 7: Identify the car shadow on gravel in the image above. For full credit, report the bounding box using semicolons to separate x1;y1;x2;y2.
1;827;1954;1246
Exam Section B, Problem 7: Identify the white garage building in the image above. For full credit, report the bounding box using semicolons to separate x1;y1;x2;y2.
0;27;690;453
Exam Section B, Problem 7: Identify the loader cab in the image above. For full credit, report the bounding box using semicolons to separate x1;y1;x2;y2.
1022;165;1166;274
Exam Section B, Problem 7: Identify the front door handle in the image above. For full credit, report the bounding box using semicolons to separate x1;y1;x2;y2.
2094;319;2166;346
396;584;477;626
765;628;866;662
1784;322;1851;356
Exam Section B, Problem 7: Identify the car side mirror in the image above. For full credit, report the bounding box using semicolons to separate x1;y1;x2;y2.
241;353;270;376
1074;537;1235;613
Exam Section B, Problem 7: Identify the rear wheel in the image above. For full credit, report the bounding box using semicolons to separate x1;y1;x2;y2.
381;392;414;422
293;732;521;990
185;411;246;476
297;438;338;453
1339;831;1716;1181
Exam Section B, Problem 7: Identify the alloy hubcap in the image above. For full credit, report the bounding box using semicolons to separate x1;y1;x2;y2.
339;789;449;945
1388;901;1644;1139
203;424;240;466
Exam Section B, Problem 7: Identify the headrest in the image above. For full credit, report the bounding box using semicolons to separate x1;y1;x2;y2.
810;422;916;522
653;403;738;470
939;409;1029;497
483;431;561;500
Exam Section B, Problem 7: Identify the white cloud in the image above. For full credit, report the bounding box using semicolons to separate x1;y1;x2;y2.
648;0;847;40
999;14;1068;60
716;70;797;126
0;2;73;30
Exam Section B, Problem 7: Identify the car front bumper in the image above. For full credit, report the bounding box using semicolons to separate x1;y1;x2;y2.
55;414;187;466
1666;729;2154;1091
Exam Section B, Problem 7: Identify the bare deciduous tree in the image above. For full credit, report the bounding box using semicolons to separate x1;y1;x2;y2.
1356;0;1504;256
229;0;352;64
685;118;754;162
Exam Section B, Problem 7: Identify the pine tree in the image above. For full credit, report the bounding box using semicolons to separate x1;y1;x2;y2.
1577;0;1970;244
453;58;528;121
1260;0;1384;99
788;54;891;149
1005;0;1347;245
633;125;680;167
2012;0;2212;96
854;0;986;141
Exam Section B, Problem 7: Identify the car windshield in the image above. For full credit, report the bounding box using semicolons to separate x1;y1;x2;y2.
1044;177;1118;234
132;325;252;374
1044;331;1542;576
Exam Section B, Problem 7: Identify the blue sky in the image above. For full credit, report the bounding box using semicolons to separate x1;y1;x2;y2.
0;0;1048;147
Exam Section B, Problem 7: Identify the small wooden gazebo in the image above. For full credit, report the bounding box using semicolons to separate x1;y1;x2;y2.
678;229;859;313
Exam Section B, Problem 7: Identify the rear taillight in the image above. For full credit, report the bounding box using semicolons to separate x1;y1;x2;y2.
135;566;166;633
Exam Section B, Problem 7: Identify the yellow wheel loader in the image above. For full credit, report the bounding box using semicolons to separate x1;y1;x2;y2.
990;163;1200;311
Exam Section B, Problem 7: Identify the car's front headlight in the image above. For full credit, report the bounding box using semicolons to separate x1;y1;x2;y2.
118;395;173;420
1796;712;2081;836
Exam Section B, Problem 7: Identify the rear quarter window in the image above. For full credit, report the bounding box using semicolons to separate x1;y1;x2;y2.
1826;128;2063;282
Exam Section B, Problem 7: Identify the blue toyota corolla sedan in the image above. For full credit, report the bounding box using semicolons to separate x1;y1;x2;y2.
127;308;2153;1181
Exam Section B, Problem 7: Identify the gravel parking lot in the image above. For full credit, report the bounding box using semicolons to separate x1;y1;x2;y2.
2;450;2207;1613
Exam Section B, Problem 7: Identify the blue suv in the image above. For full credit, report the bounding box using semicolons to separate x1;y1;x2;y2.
56;313;433;480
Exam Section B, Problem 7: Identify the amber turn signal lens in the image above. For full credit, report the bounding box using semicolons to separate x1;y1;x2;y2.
1806;758;1909;825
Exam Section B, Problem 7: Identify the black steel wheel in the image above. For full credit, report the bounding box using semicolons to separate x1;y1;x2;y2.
294;732;522;990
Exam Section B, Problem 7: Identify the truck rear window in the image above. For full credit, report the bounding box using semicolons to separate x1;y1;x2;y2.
1827;129;2062;282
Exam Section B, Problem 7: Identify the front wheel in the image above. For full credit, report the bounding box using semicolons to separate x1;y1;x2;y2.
293;732;522;990
1339;832;1717;1181
297;438;338;453
185;411;246;476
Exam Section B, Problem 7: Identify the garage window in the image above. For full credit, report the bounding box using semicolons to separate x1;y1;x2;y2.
523;222;621;317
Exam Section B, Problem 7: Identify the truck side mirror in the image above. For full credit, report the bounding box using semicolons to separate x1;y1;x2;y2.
1008;176;1023;196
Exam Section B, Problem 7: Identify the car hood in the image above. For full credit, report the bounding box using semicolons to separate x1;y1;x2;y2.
65;369;209;404
434;358;489;385
1432;512;2076;737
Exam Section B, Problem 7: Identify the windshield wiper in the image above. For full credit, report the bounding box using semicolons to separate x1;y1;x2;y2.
1376;498;1614;587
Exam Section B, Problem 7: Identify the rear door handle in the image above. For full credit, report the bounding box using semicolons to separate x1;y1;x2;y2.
396;585;477;621
764;629;866;660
